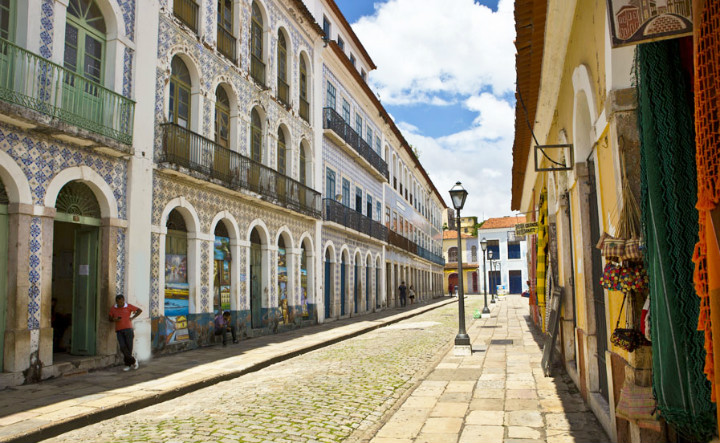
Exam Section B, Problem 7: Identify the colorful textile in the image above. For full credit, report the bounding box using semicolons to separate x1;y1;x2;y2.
638;38;716;441
693;0;720;415
536;188;548;332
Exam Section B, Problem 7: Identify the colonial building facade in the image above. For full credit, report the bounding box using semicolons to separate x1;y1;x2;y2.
0;0;446;386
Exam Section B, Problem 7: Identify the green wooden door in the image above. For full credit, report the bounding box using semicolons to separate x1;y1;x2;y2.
71;227;98;356
0;204;8;369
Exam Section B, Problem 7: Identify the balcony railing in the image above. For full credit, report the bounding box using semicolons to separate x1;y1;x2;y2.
323;107;388;179
417;245;445;266
277;78;289;107
0;38;134;145
299;97;309;122
323;198;387;242
217;26;236;63
250;54;265;87
174;0;198;33
159;123;321;218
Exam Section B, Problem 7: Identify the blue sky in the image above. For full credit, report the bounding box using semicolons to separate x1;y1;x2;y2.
332;0;516;219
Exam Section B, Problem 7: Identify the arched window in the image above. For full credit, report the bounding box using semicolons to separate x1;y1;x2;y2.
215;86;230;148
299;56;309;122
448;247;458;262
250;2;265;85
65;0;106;85
299;143;307;185
277;128;286;175
217;0;235;62
169;56;191;128
250;108;262;162
277;31;289;105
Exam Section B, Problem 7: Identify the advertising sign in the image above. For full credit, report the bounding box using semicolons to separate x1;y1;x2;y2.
515;222;539;236
607;0;692;47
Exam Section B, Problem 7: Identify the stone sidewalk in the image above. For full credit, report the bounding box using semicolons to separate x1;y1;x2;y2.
0;298;455;443
366;294;608;443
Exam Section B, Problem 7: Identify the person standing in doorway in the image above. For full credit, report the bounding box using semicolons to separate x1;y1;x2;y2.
109;294;142;371
399;281;407;307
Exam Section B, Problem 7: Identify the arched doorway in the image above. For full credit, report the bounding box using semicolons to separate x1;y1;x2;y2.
340;252;347;316
375;257;381;309
324;248;333;319
51;181;102;356
250;228;263;329
278;235;289;324
0;178;8;367
365;256;371;312
300;241;309;319
213;221;231;314
448;272;458;296
165;209;190;344
353;255;359;314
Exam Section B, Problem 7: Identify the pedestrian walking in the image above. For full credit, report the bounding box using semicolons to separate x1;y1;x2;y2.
399;281;407;307
408;285;416;305
109;294;142;371
214;310;238;346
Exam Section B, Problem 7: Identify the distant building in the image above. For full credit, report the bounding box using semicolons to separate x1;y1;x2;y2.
476;216;528;295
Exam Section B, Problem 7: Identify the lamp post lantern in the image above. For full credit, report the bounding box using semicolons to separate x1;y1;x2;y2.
449;182;471;354
480;237;490;316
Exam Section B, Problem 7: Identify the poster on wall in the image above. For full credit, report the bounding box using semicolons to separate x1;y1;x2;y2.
214;236;232;313
607;0;692;47
301;267;309;318
165;253;190;343
278;248;288;324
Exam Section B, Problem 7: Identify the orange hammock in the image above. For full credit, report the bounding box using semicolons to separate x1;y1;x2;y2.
693;0;720;405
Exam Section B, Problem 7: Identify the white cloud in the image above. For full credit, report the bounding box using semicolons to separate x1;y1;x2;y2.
353;0;516;106
399;93;515;218
348;0;517;218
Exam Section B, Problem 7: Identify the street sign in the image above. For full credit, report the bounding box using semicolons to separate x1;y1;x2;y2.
515;222;538;236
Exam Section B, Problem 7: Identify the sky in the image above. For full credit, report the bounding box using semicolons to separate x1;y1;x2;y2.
333;0;517;220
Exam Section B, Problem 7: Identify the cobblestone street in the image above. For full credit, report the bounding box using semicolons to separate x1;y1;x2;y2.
39;295;608;443
41;298;486;443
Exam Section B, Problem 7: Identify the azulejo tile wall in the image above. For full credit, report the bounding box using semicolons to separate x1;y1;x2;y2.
155;12;314;178
0;125;129;329
150;172;315;318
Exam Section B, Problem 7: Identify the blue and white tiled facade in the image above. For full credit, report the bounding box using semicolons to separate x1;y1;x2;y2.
0;0;445;383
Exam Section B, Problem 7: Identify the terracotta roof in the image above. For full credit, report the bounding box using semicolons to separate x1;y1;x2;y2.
443;230;475;240
328;41;448;209
511;0;547;209
479;215;527;230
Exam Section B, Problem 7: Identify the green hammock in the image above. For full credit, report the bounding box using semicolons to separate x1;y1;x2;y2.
637;39;716;441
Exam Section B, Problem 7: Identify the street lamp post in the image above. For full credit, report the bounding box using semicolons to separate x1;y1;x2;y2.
449;182;471;355
480;237;491;316
488;250;496;304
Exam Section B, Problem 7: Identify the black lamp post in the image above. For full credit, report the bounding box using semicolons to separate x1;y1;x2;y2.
488;250;496;304
480;237;490;315
449;182;471;351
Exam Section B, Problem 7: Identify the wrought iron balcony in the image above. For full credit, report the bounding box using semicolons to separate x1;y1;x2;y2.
417;245;445;266
386;230;445;265
277;78;289;107
217;26;236;63
0;38;134;145
299;97;309;122
323;198;388;242
174;0;198;33
159;123;321;218
323;107;388;180
250;54;265;87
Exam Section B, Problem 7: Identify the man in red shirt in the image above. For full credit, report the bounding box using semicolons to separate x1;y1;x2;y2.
109;294;142;371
